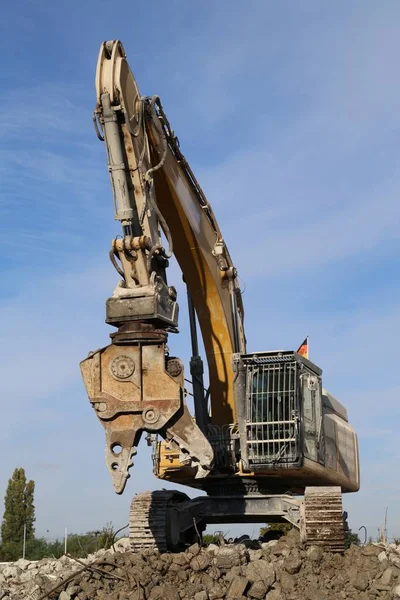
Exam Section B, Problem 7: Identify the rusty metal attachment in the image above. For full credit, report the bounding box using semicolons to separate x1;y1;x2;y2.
80;325;213;494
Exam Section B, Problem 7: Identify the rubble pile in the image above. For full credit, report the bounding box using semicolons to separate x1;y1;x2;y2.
2;531;400;600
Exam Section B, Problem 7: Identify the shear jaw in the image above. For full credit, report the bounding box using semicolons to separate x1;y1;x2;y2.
102;406;214;494
80;342;213;494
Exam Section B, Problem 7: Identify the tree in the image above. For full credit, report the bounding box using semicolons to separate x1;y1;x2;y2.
344;529;360;549
1;468;35;544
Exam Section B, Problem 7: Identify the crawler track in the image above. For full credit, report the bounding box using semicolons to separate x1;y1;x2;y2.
129;490;174;552
303;486;345;552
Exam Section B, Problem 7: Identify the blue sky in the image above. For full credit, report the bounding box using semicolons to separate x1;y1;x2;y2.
1;1;400;542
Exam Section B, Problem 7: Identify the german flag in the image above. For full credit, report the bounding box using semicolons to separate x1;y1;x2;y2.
297;337;309;359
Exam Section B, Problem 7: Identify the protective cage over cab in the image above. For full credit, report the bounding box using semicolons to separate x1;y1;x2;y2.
236;351;359;493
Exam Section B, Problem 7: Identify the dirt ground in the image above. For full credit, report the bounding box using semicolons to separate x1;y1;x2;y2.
1;530;400;600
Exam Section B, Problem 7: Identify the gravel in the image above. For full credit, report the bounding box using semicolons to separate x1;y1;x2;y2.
1;529;400;599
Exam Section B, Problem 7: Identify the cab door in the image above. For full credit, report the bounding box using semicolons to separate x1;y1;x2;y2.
301;371;323;463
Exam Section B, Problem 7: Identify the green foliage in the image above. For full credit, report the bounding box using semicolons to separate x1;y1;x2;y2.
202;533;221;545
96;522;115;551
344;529;360;549
25;537;52;560
0;524;117;561
45;538;64;558
62;524;115;558
63;533;97;558
0;541;20;561
260;522;293;538
1;467;35;544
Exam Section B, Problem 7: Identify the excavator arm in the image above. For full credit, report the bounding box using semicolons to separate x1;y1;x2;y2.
80;40;245;493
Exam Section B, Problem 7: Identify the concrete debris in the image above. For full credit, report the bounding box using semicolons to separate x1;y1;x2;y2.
1;532;400;599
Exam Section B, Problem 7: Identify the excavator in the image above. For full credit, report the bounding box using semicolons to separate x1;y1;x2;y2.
81;40;360;553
